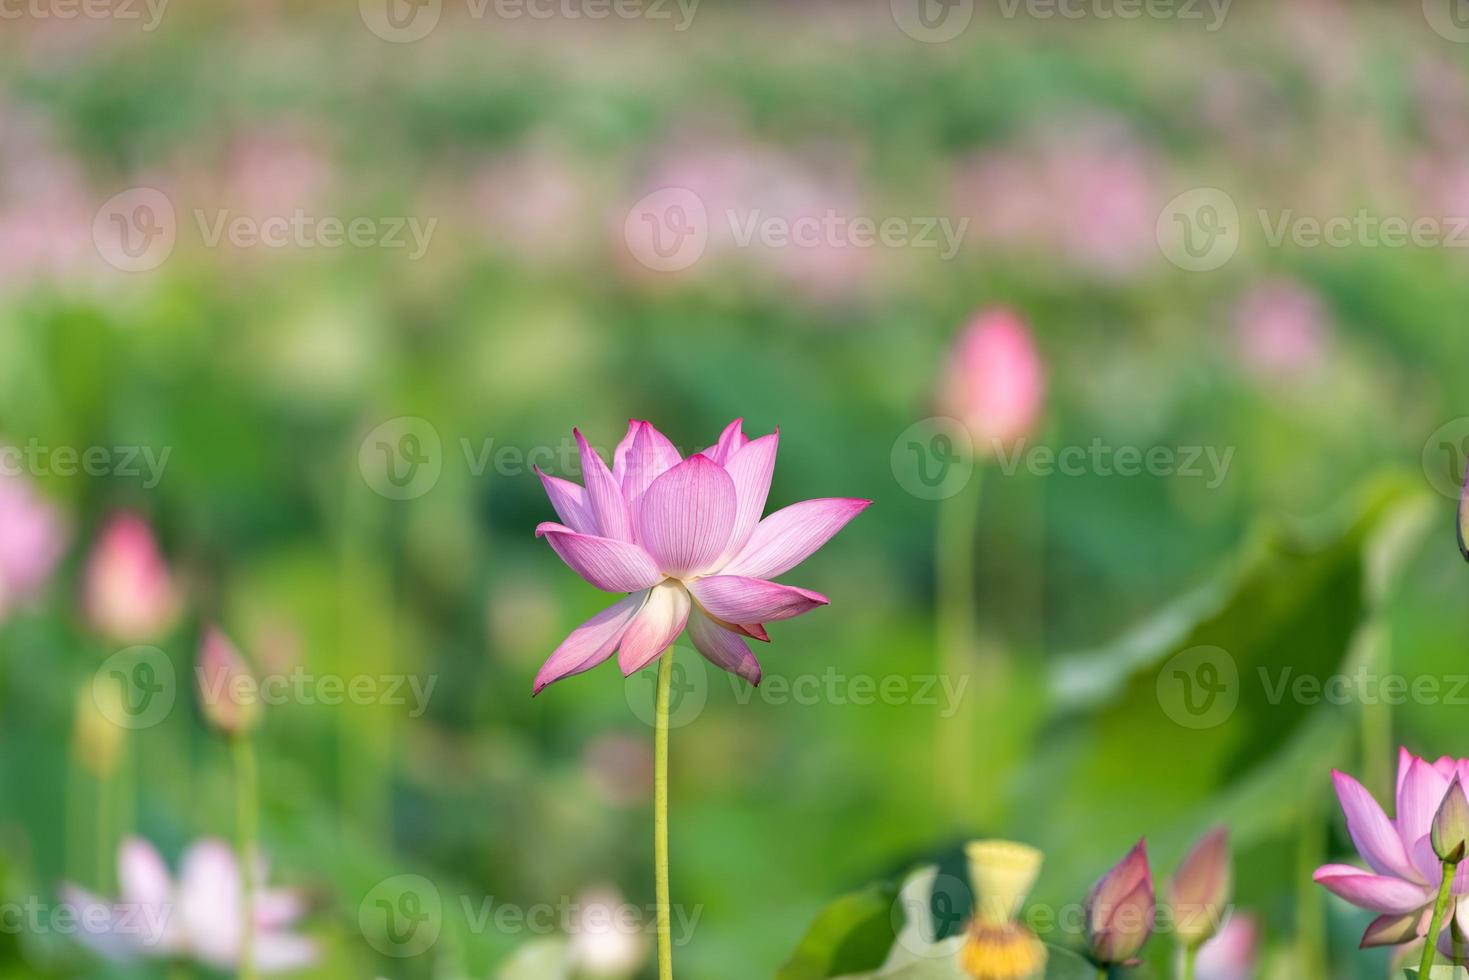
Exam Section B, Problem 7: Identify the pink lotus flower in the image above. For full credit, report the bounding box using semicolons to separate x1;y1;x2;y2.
83;512;179;643
1195;913;1258;980
1085;839;1155;966
62;837;314;972
1315;748;1469;953
0;470;66;619
196;627;261;737
532;419;869;693
939;309;1045;452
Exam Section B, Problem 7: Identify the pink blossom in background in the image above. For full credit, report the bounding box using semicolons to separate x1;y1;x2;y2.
568;885;647;977
939;308;1045;452
533;419;869;692
471;142;599;263
83;512;179;643
1195;914;1258;980
0;108;95;290
63;837;315;973
0;470;67;619
1315;749;1469;954
1232;280;1332;381
950;117;1161;277
219;125;334;220
581;732;654;807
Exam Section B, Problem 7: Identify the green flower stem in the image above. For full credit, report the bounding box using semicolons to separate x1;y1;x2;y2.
936;469;983;818
1418;859;1457;980
232;736;259;980
654;651;675;980
1183;944;1199;980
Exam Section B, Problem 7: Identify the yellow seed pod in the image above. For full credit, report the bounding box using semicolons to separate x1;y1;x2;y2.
966;840;1044;927
959;921;1048;980
72;683;125;778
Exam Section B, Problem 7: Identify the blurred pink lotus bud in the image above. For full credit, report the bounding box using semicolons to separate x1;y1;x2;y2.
1232;280;1332;381
1194;913;1258;980
939;309;1045;453
1085;839;1155;966
1169;827;1231;947
0;470;66;619
196;627;260;737
83;513;179;642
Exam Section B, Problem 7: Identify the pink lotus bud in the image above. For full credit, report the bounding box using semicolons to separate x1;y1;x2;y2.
83;513;178;643
1195;913;1258;980
1085;839;1155;966
0;471;67;618
939;308;1045;454
1169;827;1232;947
196;628;259;737
1434;777;1469;863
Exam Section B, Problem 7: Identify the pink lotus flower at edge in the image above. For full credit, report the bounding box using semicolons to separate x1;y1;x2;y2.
532;418;870;693
62;837;314;972
83;512;179;643
1315;748;1469;954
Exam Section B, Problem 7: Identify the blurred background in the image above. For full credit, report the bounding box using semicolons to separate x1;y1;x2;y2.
3;0;1469;977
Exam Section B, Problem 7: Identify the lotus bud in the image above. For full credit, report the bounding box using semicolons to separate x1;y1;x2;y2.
1459;461;1469;563
1433;778;1469;864
1169;827;1232;948
1194;913;1258;980
72;683;124;778
1085;839;1155;967
196;627;259;737
83;513;179;643
939;308;1045;455
960;840;1047;980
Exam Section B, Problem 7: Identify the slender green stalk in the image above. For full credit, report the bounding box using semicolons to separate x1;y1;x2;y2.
232;736;259;980
1296;792;1326;978
654;651;675;980
96;764;113;890
1419;859;1457;980
1182;944;1199;980
936;470;983;818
